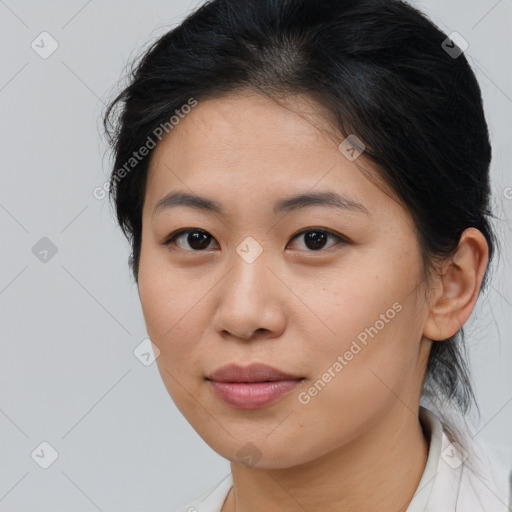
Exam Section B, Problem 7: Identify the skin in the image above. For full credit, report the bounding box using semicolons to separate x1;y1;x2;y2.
137;90;489;512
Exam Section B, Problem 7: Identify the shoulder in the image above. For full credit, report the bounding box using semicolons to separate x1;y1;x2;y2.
457;436;512;511
422;406;512;512
172;474;233;512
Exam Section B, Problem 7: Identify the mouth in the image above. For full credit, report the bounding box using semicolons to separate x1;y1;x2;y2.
205;362;305;409
206;377;304;383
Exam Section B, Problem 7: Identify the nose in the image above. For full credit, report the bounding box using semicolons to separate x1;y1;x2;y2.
211;251;287;341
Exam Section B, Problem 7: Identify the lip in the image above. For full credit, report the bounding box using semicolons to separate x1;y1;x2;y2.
206;363;305;409
208;380;303;409
206;362;303;383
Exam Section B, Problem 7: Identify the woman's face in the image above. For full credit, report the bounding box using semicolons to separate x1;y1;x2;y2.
138;91;432;468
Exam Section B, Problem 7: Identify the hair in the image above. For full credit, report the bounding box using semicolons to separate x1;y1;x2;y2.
102;0;499;447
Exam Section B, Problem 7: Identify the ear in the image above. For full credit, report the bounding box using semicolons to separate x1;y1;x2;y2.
423;228;489;341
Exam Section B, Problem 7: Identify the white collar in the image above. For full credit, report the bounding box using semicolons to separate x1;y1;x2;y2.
413;406;511;511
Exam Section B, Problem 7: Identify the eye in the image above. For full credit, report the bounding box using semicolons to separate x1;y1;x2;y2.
163;228;219;251
288;228;348;252
162;227;348;252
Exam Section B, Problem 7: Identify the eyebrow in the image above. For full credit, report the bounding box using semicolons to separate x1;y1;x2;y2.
152;190;370;217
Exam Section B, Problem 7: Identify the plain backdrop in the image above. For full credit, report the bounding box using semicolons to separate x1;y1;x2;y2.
0;0;511;510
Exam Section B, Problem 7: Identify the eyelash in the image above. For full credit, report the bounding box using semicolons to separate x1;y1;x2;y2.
162;227;349;253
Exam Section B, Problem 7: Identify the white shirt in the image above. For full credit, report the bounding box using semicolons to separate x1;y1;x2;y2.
174;406;512;512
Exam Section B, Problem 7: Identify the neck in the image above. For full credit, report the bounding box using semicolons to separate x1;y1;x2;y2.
222;405;429;512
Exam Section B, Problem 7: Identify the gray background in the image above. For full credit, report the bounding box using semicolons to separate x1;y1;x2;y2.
0;0;511;510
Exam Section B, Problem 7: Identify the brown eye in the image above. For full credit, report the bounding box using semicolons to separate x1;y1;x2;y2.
162;227;348;253
288;228;347;251
164;229;218;251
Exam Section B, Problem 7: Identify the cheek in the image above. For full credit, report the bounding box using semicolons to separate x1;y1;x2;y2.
288;300;421;459
307;267;398;350
137;249;203;366
303;261;423;401
138;258;210;416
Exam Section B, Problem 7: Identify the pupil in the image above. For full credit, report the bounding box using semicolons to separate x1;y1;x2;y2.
305;231;327;250
189;231;210;250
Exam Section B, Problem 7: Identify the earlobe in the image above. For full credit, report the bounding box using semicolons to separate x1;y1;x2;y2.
422;228;489;341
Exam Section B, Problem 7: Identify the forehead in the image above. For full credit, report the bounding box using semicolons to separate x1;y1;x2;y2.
150;91;337;165
143;91;395;219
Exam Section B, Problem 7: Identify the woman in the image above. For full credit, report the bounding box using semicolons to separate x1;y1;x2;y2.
102;0;511;510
